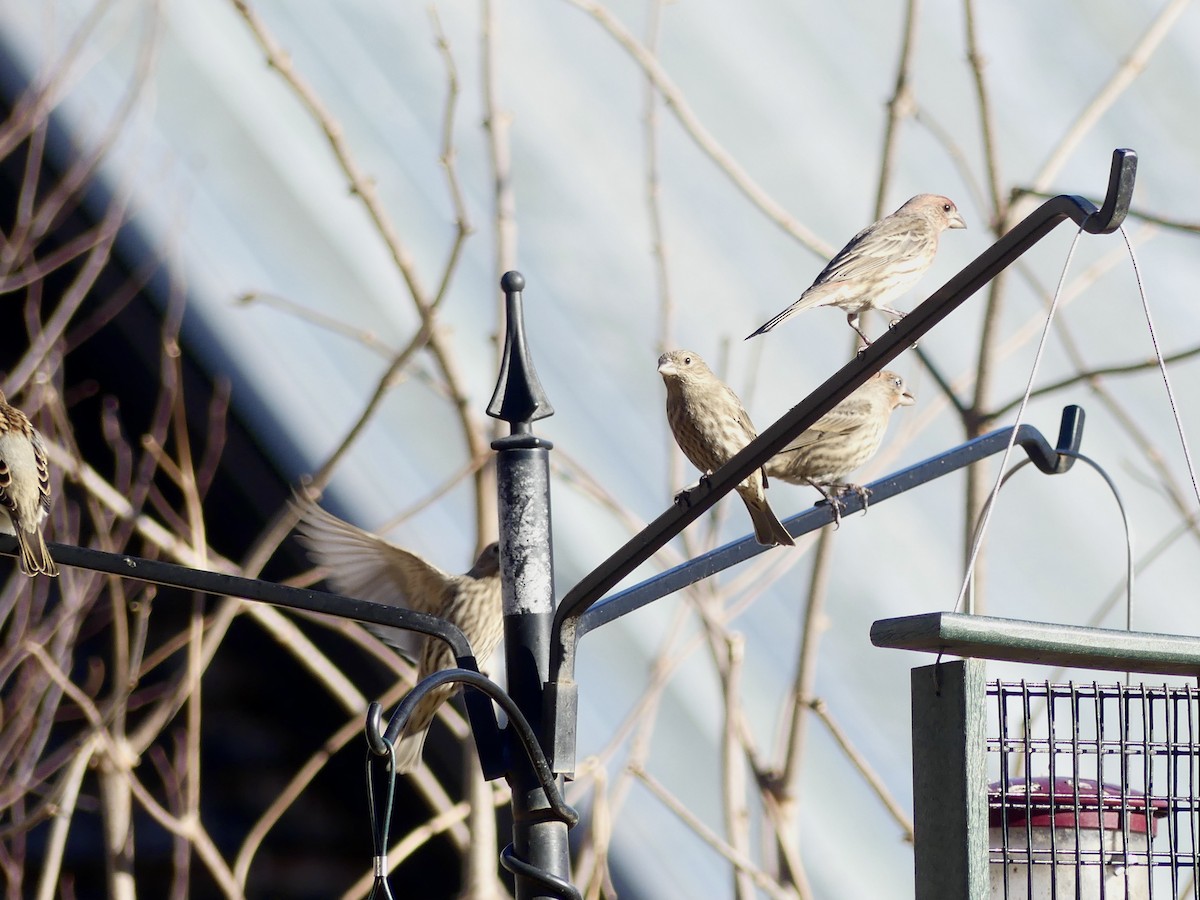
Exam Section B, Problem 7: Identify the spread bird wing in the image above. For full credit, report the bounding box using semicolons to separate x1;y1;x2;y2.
294;497;455;660
293;497;451;614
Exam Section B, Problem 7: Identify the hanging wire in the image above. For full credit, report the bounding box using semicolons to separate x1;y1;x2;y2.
955;225;1087;614
961;450;1134;631
1117;223;1200;511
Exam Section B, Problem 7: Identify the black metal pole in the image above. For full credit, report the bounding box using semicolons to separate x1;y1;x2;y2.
487;271;574;899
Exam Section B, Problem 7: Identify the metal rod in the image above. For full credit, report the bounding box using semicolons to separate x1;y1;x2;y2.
541;406;1083;776
0;537;476;659
550;149;1136;692
488;272;573;899
578;407;1084;642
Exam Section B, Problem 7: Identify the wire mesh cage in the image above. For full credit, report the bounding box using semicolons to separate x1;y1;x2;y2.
987;680;1198;899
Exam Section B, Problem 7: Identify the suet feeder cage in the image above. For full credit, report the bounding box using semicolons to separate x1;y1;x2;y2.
875;614;1200;899
989;776;1168;899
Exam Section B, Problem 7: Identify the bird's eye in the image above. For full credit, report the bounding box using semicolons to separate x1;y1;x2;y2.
683;356;692;365
943;203;952;213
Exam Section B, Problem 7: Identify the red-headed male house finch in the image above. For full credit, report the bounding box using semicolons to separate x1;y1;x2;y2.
746;194;966;347
0;391;57;577
658;350;794;548
294;499;501;774
765;370;915;522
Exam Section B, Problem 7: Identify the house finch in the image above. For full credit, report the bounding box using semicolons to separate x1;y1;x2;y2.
765;370;914;523
746;194;966;346
0;391;57;577
294;499;501;773
658;350;794;547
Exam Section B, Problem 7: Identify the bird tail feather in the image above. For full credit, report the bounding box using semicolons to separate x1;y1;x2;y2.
745;499;795;547
745;305;796;339
17;529;57;577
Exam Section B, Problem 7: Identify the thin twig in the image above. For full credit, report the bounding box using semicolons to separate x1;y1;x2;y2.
428;7;474;310
962;0;1003;223
236;291;397;359
630;764;798;900
558;0;833;258
991;345;1200;419
721;634;755;900
33;734;99;900
772;527;834;887
1030;0;1190;195
875;0;921;219
481;0;517;279
232;680;412;887
808;698;914;841
228;0;491;558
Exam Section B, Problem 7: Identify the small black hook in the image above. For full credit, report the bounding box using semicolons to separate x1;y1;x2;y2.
377;667;579;827
365;700;389;756
365;738;397;900
1016;405;1085;475
1082;148;1137;235
1052;404;1086;472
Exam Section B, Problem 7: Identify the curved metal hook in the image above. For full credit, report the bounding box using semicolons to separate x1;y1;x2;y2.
958;444;1131;619
1082;148;1137;234
566;405;1085;645
543;406;1088;776
1015;404;1085;474
374;668;579;827
500;844;584;900
365;701;389;756
550;150;1133;672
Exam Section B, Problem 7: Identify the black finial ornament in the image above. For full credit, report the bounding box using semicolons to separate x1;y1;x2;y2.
488;271;554;430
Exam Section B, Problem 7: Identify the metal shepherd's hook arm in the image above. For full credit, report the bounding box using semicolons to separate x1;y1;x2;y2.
545;148;1136;775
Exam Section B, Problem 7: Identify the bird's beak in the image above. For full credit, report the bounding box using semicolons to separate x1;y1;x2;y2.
949;210;967;230
899;390;916;406
657;359;676;376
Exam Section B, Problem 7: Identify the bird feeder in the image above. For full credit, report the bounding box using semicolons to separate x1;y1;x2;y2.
988;776;1168;899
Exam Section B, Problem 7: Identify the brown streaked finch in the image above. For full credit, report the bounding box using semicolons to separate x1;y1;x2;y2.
658;350;794;548
765;370;915;523
746;194;966;347
294;498;501;774
0;391;57;577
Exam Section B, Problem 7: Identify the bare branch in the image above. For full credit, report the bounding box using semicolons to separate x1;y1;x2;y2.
809;698;914;841
558;0;834;258
875;0;921;219
630;763;798;900
1031;0;1190;194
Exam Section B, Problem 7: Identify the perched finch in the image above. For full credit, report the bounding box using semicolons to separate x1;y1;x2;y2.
765;370;915;522
294;499;501;774
746;194;966;346
0;392;57;577
658;350;794;547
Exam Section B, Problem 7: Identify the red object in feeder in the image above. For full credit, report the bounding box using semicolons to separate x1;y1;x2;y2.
989;777;1169;837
